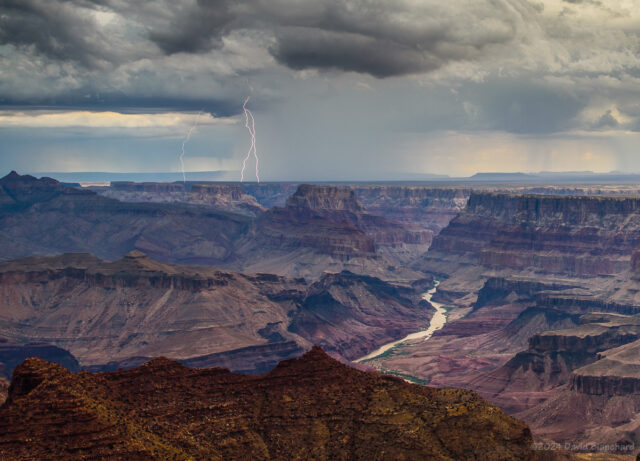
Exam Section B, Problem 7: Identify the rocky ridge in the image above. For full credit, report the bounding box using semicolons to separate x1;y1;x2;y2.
0;347;538;460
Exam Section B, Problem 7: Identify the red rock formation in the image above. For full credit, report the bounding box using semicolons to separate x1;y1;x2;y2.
233;184;433;278
286;184;365;211
0;348;538;460
419;191;640;282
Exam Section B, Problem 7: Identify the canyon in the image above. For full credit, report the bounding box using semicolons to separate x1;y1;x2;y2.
370;190;640;454
5;170;640;456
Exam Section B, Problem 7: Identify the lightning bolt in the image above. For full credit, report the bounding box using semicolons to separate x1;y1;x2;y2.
179;110;203;183
240;96;260;182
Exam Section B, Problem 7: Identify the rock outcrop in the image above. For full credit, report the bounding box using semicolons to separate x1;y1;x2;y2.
420;192;640;282
571;339;640;396
0;348;537;460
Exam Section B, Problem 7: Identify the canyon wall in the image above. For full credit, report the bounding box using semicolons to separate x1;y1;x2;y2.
102;181;266;216
0;251;433;369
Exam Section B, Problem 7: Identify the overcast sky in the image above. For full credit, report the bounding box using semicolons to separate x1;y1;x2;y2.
1;0;640;180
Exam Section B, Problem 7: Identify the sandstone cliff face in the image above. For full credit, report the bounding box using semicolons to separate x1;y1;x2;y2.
0;348;537;460
283;185;432;251
531;322;640;355
418;191;640;282
286;184;365;211
414;192;518;283
0;252;432;370
571;373;640;396
570;338;640;396
468;310;640;408
484;193;640;276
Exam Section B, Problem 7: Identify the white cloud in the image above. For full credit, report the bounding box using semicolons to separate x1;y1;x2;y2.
0;110;236;130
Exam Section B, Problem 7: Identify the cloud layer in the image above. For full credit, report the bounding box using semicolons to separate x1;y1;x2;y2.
2;0;640;177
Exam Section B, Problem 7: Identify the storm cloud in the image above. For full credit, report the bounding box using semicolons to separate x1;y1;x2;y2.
2;0;640;178
0;0;118;69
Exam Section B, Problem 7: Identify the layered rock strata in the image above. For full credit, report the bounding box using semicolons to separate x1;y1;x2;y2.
0;252;432;368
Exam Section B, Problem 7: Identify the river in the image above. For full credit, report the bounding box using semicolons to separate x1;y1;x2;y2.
355;281;448;363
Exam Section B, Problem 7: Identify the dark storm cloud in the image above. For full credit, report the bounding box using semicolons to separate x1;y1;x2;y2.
136;0;523;78
146;0;236;54
61;0;521;78
0;92;241;118
0;0;117;69
1;0;640;139
270;28;442;78
261;1;521;78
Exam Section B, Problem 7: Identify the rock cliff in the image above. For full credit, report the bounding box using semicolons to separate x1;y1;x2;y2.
0;171;251;265
352;186;469;233
0;173;434;280
421;192;640;282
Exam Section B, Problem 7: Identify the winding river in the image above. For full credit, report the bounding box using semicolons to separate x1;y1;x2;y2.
355;281;448;363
